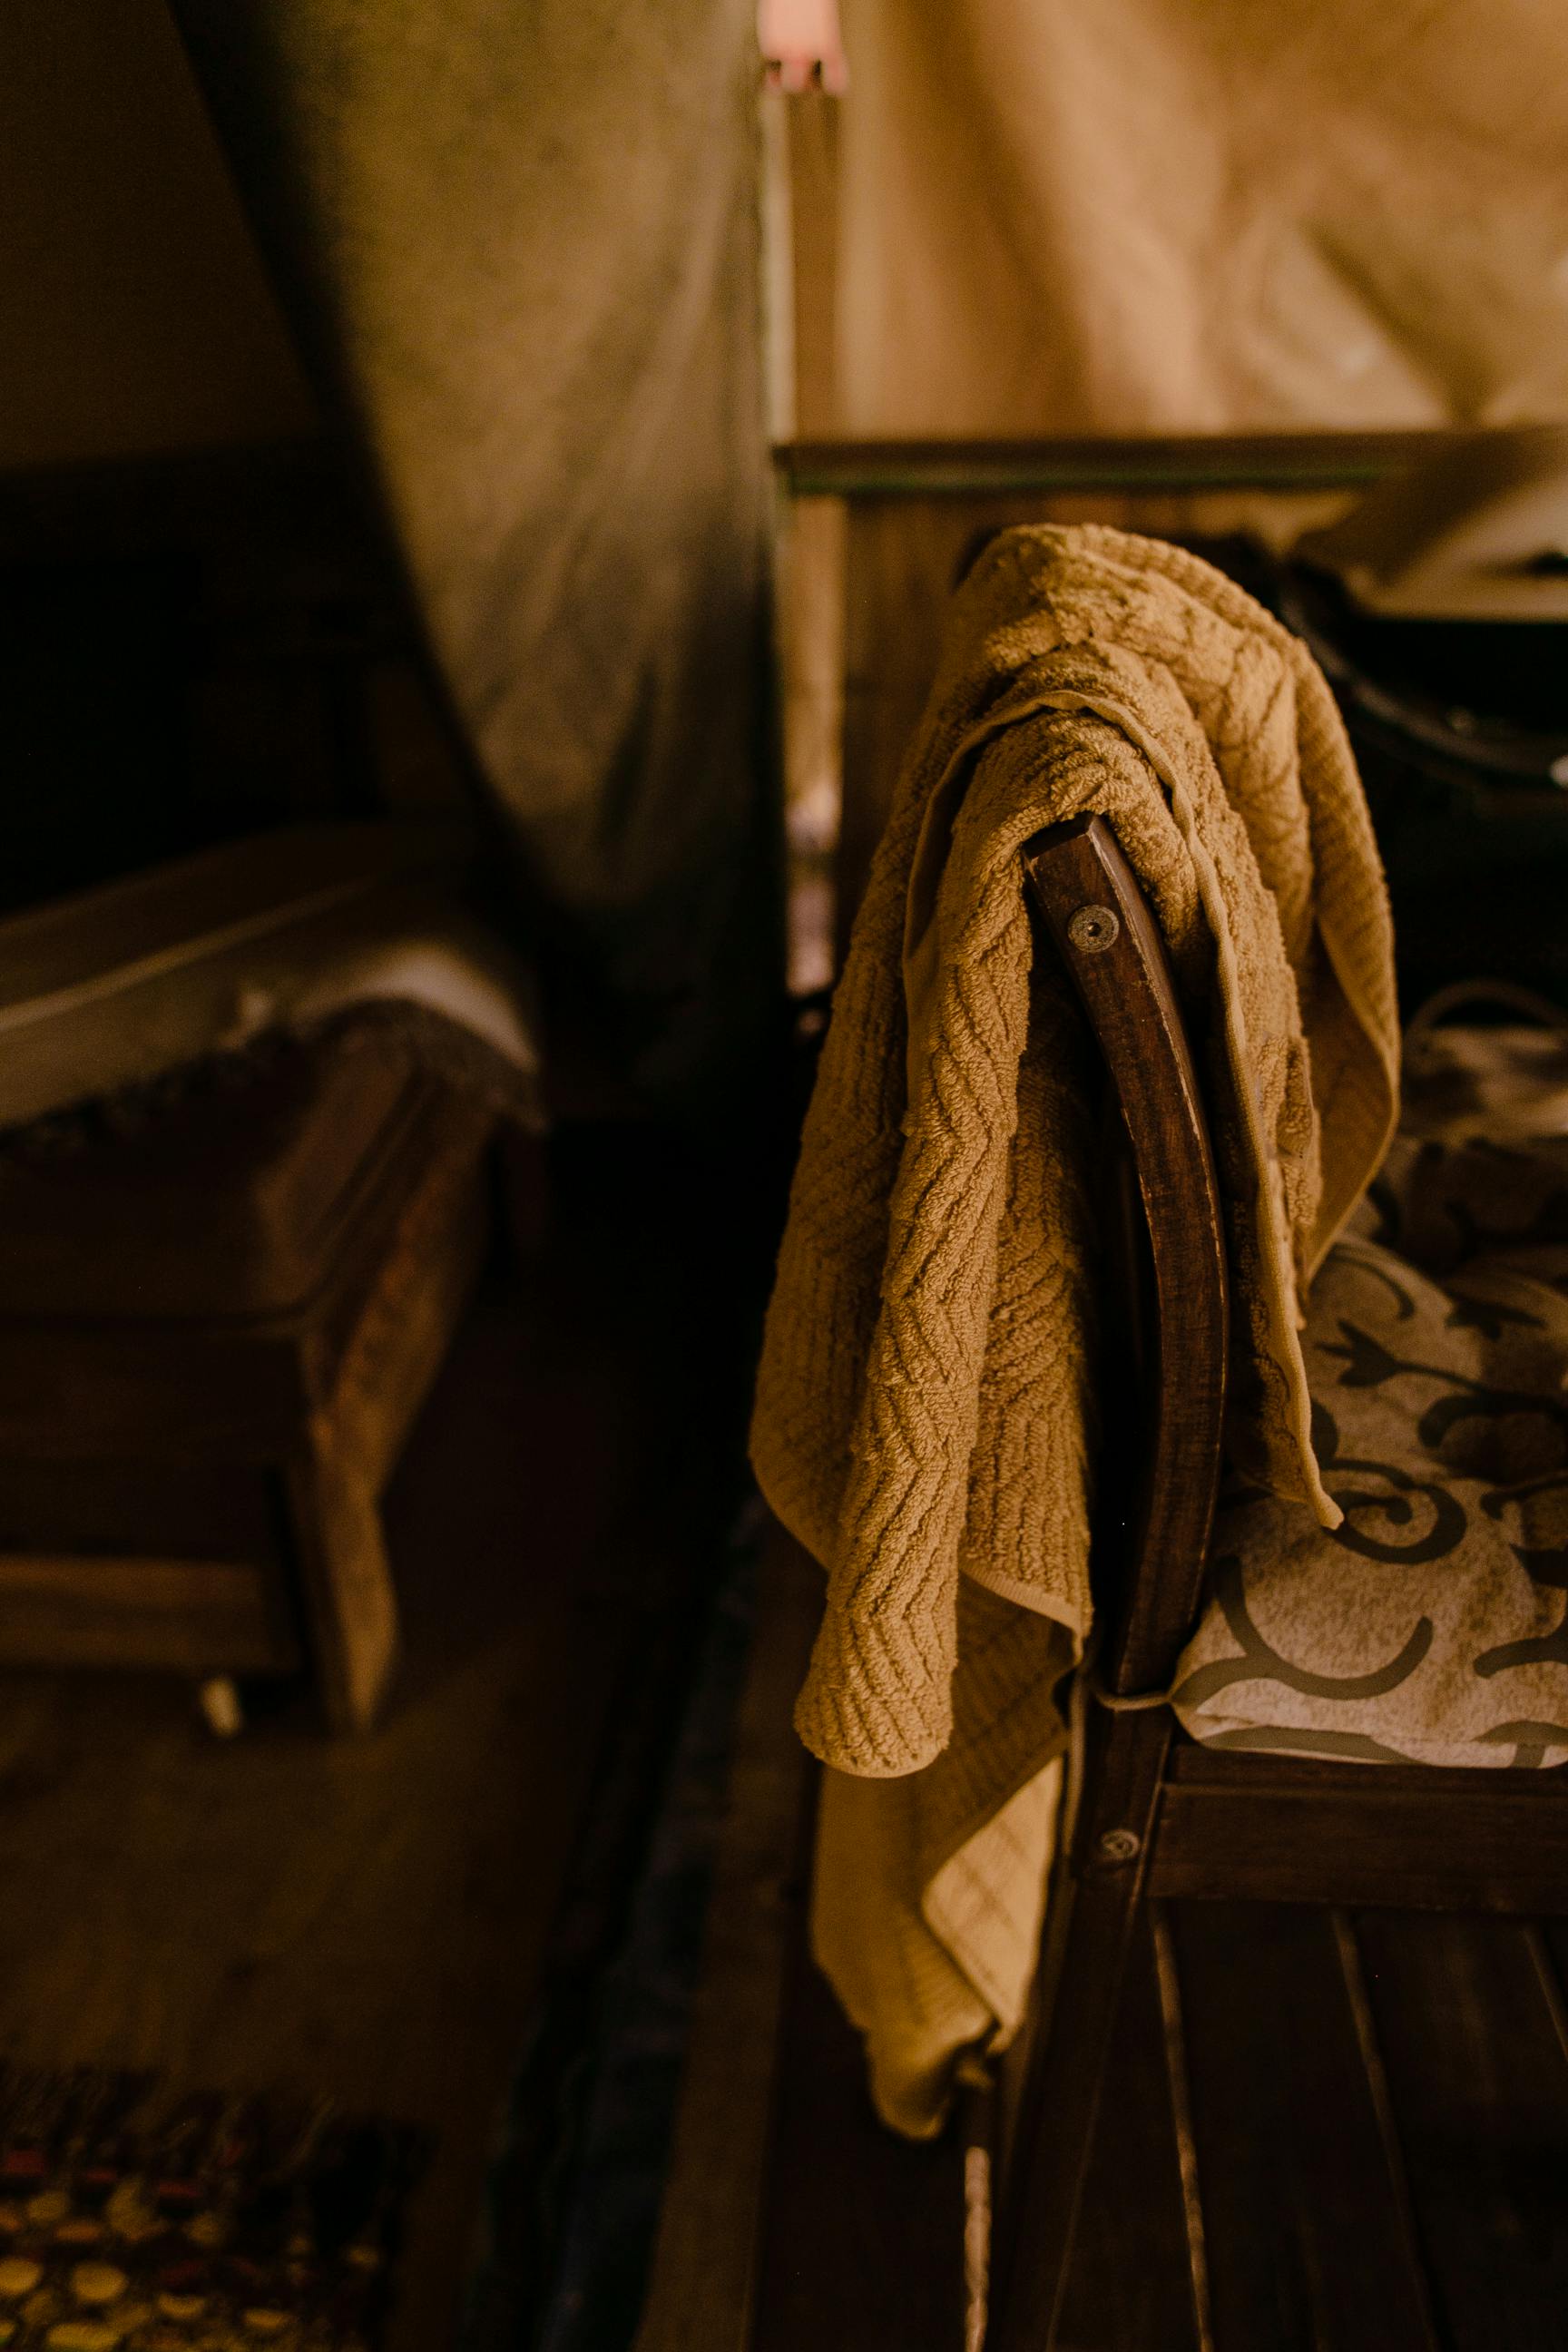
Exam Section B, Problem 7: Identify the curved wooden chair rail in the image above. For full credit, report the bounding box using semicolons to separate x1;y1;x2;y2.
988;814;1568;2352
1020;813;1229;1700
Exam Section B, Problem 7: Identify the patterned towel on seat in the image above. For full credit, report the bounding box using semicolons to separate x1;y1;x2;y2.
1177;1124;1568;1769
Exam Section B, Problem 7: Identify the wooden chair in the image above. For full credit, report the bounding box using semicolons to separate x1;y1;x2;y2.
990;813;1568;2350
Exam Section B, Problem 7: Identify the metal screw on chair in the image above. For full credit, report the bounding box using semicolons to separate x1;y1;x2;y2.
1066;903;1121;954
1095;1827;1142;1865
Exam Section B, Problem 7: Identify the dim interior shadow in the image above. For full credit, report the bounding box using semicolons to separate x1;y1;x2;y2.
0;1056;802;2352
456;1063;813;2350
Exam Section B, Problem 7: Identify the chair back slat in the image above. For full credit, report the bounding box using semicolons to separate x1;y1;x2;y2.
1024;815;1229;1696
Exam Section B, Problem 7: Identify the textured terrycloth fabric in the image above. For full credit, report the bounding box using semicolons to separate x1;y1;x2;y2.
750;524;1398;2133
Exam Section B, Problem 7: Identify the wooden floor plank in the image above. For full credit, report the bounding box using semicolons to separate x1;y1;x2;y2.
1359;1910;1568;2352
632;1524;822;2352
731;1885;1205;2352
0;1263;648;2352
1168;1903;1440;2352
666;1867;1568;2352
749;1914;966;2352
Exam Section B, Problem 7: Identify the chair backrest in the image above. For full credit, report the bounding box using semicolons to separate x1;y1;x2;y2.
1023;814;1230;1698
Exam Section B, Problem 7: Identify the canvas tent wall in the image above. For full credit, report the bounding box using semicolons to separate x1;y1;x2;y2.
829;0;1568;438
1;0;778;1106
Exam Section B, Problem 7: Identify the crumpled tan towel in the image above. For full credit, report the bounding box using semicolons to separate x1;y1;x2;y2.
750;524;1400;2133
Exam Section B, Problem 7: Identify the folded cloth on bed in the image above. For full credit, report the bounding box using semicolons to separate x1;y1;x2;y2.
750;524;1399;2135
0;823;544;1137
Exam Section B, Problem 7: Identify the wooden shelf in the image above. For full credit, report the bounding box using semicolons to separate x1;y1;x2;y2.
776;429;1459;499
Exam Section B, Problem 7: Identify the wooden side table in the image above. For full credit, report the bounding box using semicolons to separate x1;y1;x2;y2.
0;1040;495;1731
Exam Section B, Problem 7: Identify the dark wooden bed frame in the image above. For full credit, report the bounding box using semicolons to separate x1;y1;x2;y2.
993;814;1568;2350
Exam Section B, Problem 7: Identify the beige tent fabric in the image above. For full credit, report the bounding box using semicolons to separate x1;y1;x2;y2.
753;524;1398;2132
172;0;775;1101
837;0;1568;436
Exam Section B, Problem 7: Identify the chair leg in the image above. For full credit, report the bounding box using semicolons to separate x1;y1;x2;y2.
1148;1900;1216;2351
284;1415;399;1734
989;1710;1171;2350
196;1675;246;1739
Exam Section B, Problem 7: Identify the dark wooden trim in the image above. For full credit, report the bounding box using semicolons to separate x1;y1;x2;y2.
775;430;1456;499
1150;1766;1568;1911
1525;1923;1568;2068
0;1553;295;1673
1329;1911;1445;2351
1166;1742;1568;1797
1150;1901;1217;2352
991;1709;1172;2349
1024;817;1228;1698
633;1528;823;2352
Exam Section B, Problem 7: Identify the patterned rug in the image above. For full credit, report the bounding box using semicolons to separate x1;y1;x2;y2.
0;2070;426;2350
